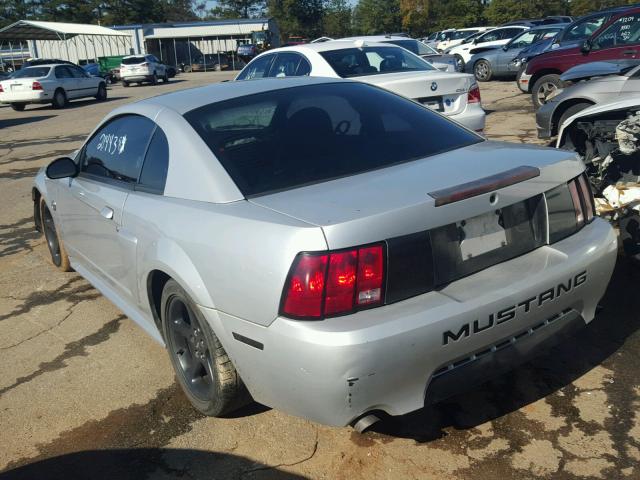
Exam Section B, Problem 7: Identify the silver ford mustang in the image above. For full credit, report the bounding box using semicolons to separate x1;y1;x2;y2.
33;77;617;430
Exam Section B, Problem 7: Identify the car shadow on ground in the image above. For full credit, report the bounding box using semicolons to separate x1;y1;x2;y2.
24;97;128;112
0;115;55;128
370;259;640;442
118;79;187;87
0;448;309;480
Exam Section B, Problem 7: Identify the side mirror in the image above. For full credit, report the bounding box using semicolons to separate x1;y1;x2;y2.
502;44;510;51
581;39;592;53
46;157;78;179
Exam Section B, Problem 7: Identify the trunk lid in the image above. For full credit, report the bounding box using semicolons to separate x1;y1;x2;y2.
249;141;583;249
356;70;474;116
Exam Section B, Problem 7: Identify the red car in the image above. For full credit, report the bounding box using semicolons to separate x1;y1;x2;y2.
520;8;640;108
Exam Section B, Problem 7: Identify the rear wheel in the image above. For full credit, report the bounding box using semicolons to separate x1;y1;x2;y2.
474;59;493;82
10;103;25;111
95;83;107;101
52;89;67;109
161;280;249;416
151;73;158;85
531;74;563;109
122;81;129;87
40;198;71;271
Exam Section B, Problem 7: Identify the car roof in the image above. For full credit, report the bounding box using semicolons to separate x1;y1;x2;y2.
338;35;417;43
276;40;403;54
528;24;565;31
133;76;346;115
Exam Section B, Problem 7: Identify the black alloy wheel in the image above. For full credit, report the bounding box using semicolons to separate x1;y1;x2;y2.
166;296;215;401
42;205;62;267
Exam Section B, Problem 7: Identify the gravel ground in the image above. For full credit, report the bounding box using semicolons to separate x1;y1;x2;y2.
0;73;638;480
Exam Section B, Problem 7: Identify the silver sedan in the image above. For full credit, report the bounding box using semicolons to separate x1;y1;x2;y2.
33;77;617;429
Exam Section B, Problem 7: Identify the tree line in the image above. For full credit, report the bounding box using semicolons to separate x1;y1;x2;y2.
1;0;638;39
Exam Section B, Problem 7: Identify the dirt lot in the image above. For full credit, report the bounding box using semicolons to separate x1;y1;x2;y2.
1;73;639;480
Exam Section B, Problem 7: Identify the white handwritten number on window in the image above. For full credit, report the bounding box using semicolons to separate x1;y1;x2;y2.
97;133;127;155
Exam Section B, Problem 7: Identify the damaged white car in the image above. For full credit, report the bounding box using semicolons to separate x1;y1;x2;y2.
557;97;640;258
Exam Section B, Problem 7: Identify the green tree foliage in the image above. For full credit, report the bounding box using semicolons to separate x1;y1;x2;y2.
208;0;265;19
484;0;568;25
267;0;324;39
352;0;401;34
400;0;429;35
569;0;636;17
323;0;351;38
428;0;483;31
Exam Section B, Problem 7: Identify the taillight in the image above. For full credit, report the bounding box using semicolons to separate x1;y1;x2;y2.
568;180;585;227
281;243;386;319
32;81;43;91
0;84;3;93
576;174;595;222
467;83;481;104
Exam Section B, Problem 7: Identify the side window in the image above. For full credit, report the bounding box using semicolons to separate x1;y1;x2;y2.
138;128;169;193
80;115;156;184
502;28;525;39
269;53;304;77
55;66;72;79
236;54;275;80
565;15;607;41
593;14;640;49
478;30;501;43
296;56;311;76
69;66;87;78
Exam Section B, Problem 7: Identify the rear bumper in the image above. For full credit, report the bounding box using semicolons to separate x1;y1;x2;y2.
449;103;486;132
201;218;617;427
0;91;49;104
121;74;153;82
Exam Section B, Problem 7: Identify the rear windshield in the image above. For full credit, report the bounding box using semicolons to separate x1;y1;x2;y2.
320;46;434;78
384;39;438;55
12;67;50;79
122;57;146;65
184;82;481;197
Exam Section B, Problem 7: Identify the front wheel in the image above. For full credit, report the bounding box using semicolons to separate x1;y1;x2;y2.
531;74;563;110
161;280;250;416
474;59;492;82
95;83;107;101
10;103;26;111
40;198;71;271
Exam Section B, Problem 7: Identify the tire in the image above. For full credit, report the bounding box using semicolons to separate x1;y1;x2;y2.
122;81;129;87
454;54;465;72
95;83;107;101
10;103;25;111
161;279;249;416
39;198;71;271
474;59;493;82
162;72;169;83
184;64;192;73
52;89;67;109
516;66;528;93
151;73;158;85
213;64;222;72
531;74;563;110
557;102;593;133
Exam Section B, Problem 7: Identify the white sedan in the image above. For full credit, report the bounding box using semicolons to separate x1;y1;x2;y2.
446;26;529;70
0;63;107;111
236;40;486;132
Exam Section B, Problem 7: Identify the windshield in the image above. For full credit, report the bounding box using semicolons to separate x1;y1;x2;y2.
461;31;484;44
122;57;147;65
508;28;560;49
11;67;50;79
384;39;438;55
451;30;479;40
184;82;481;197
320;46;434;78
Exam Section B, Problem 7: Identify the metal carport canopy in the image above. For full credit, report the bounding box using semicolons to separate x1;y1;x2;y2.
0;20;130;41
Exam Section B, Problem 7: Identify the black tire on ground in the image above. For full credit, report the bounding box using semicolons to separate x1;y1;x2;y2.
184;65;192;73
531;74;563;110
454;54;465;72
161;279;250;416
474;59;493;82
52;89;67;109
39;198;71;271
163;72;169;82
122;81;129;87
151;73;158;85
10;103;26;111
556;102;593;134
95;83;107;101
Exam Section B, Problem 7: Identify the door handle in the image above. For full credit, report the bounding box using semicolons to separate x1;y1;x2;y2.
100;206;114;220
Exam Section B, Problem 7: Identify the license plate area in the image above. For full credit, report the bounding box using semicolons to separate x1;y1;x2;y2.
419;96;444;112
11;84;25;91
431;195;547;285
458;210;507;260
